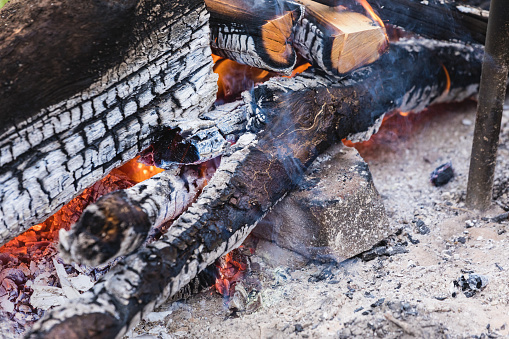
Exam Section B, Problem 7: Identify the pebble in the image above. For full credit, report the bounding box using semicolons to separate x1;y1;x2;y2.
462;118;473;126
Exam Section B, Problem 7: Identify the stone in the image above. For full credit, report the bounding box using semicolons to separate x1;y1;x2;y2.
253;144;389;261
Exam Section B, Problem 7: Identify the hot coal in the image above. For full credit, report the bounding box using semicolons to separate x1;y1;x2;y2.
453;274;489;298
138;128;201;168
430;162;454;186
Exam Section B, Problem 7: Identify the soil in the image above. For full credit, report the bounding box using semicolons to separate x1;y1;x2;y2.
126;98;509;339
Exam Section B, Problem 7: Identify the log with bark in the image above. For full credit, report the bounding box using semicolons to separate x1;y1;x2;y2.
0;0;218;246
293;0;388;75
206;0;304;74
26;38;483;338
372;0;488;44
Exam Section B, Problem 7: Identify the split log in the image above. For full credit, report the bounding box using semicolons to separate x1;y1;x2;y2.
293;0;388;75
207;0;304;74
27;38;484;339
372;0;488;45
0;0;218;246
59;159;219;267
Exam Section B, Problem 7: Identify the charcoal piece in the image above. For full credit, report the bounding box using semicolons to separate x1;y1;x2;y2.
371;298;385;308
453;274;489;297
487;212;509;223
457;237;467;244
430;162;454;186
407;234;420;244
360;244;408;261
308;266;335;283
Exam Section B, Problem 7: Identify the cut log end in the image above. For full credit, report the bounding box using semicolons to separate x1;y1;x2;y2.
261;11;296;65
295;0;388;75
329;12;388;74
59;191;151;267
207;0;303;74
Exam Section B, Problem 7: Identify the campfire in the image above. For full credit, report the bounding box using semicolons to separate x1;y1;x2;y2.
0;0;505;337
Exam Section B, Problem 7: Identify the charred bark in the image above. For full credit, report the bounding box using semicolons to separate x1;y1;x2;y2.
0;0;218;245
207;0;304;74
27;38;484;339
293;0;388;75
372;0;488;45
59;159;219;266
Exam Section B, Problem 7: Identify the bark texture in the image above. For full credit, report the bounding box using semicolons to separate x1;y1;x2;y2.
207;0;304;74
27;39;484;339
372;0;488;44
0;0;218;246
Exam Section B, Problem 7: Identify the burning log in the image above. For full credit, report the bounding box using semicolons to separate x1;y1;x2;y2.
371;0;488;45
59;159;219;266
27;38;484;338
207;0;304;74
0;0;218;246
293;0;388;75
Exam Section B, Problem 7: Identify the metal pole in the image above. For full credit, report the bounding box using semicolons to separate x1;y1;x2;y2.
466;0;509;211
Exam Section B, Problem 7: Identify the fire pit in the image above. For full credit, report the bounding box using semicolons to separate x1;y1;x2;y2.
0;0;505;337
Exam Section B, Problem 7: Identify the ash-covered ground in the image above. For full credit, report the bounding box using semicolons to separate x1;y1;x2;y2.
126;99;509;339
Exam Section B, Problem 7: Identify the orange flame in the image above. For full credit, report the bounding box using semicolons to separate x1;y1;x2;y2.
441;64;451;96
214;249;247;298
0;157;163;256
356;0;385;29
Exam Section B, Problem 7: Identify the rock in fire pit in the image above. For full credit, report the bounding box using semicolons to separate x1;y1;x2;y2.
253;143;389;261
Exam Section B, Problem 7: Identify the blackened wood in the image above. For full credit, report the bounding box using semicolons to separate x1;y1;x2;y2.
207;0;304;74
27;39;483;339
372;0;488;44
466;0;509;211
294;0;388;75
59;160;218;266
0;0;218;246
0;0;136;134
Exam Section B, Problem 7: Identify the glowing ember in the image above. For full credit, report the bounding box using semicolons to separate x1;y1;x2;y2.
213;54;312;103
213;56;275;103
0;157;162;257
214;248;248;298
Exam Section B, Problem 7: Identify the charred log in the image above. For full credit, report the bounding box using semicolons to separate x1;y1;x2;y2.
27;38;484;339
59;159;219;266
372;0;488;45
207;0;304;74
0;0;218;246
293;0;388;75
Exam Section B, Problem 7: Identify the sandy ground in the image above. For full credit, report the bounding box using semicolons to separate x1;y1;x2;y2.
126;99;509;339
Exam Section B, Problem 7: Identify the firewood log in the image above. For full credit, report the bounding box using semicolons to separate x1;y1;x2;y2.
293;0;388;76
26;39;484;339
206;0;304;74
371;0;488;44
0;0;218;246
59;160;218;266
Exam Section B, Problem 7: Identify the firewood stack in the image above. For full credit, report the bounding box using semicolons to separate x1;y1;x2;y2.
0;0;489;337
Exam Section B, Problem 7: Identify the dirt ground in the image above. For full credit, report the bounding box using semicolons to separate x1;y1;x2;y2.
126;98;509;339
